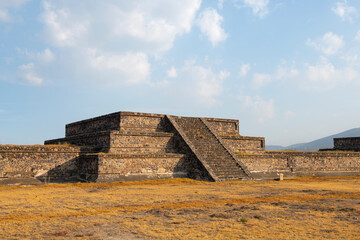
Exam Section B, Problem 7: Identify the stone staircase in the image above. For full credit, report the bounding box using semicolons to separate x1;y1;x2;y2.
167;115;252;181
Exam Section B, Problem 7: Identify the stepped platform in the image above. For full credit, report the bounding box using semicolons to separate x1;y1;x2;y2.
43;111;264;182
1;111;360;184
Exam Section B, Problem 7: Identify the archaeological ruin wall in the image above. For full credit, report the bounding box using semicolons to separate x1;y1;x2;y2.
0;145;95;182
334;137;360;151
1;111;360;184
237;151;360;179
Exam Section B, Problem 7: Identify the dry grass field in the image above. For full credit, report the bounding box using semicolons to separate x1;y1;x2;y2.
0;176;360;239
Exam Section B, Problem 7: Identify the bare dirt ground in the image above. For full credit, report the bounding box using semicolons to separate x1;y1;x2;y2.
0;176;359;239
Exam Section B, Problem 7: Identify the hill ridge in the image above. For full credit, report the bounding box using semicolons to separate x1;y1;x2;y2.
266;127;360;151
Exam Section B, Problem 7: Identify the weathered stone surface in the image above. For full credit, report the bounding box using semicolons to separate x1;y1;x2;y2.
222;135;265;154
206;118;239;135
66;112;120;137
62;112;241;141
42;112;257;182
45;132;110;148
1;111;360;184
334;137;360;151
0;145;95;181
167;116;251;181
237;151;360;179
108;131;177;154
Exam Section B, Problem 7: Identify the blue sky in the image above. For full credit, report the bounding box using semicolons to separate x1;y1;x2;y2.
1;0;360;146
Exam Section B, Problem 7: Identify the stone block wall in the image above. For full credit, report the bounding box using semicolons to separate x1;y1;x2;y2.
62;112;242;138
0;145;95;181
66;112;120;137
120;113;168;132
222;136;265;154
334;137;360;151
0;143;210;183
206;118;239;135
45;132;110;149
93;153;188;182
236;151;360;179
108;131;177;154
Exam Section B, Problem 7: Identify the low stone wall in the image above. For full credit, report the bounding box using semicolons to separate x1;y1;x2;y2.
80;153;210;182
45;131;110;149
0;143;209;183
206;118;239;135
120;113;168;132
108;131;176;154
2;143;360;183
334;137;360;151
236;151;360;179
66;112;120;137
223;136;265;154
0;145;95;181
95;153;187;181
66;112;170;137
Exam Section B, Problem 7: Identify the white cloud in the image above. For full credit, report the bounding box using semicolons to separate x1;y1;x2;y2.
342;67;359;82
17;63;43;85
37;0;203;86
41;1;89;47
113;11;176;52
306;32;345;55
0;0;29;22
16;48;56;65
252;73;271;89
191;66;225;106
41;0;201;53
304;57;359;90
239;94;274;122
285;111;294;119
167;66;177;78
219;69;230;81
87;49;150;84
175;63;226;107
0;9;10;22
332;0;357;21
275;65;299;80
35;49;56;64
197;8;227;46
306;60;337;85
218;0;225;9
240;0;270;18
0;0;29;8
270;58;360;91
239;64;251;77
341;53;358;63
355;30;360;41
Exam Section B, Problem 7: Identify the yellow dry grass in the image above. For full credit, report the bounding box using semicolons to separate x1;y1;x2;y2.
1;176;360;239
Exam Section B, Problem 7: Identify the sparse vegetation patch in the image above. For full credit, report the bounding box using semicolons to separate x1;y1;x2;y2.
0;177;359;239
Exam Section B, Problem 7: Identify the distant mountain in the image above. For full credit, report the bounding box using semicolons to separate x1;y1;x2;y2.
266;127;360;151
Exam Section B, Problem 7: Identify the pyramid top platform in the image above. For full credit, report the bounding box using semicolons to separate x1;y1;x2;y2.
65;111;240;137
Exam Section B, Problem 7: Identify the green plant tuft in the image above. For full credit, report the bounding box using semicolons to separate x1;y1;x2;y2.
239;218;248;223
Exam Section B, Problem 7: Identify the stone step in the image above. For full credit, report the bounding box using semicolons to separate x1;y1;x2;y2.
115;129;174;136
215;171;246;176
168;116;250;181
97;152;186;159
107;147;178;154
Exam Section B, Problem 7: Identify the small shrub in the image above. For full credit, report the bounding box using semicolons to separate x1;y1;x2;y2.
253;215;262;219
239;218;248;223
